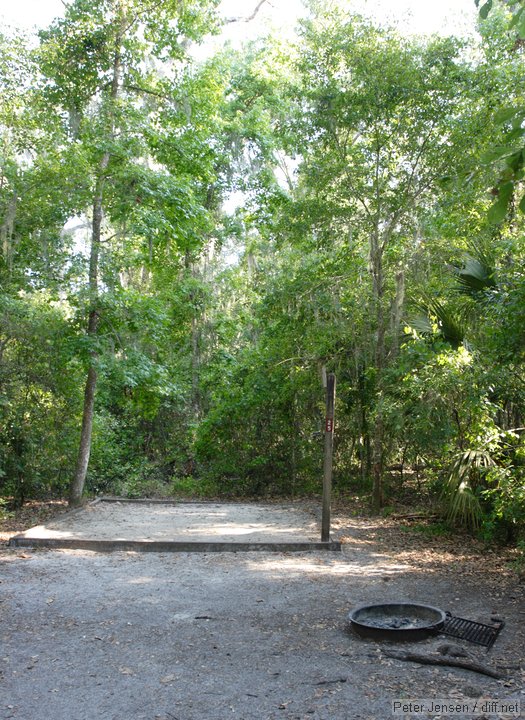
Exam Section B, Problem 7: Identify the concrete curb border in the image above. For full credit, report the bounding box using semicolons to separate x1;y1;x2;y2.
8;536;341;553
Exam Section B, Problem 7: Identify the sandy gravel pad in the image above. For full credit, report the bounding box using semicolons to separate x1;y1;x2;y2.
15;501;320;544
1;527;523;720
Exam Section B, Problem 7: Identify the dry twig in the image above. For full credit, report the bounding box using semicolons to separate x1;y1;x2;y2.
383;649;504;679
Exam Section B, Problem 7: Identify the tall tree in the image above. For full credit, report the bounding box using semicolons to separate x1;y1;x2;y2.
37;0;220;504
270;9;487;508
476;0;525;220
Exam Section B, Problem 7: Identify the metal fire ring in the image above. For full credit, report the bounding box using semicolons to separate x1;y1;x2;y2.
348;602;447;642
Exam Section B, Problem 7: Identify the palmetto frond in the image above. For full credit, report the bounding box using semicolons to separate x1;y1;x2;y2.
409;297;467;348
443;450;495;530
452;244;497;298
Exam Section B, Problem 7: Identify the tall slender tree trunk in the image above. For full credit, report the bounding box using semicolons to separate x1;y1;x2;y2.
1;188;17;269
191;314;201;420
356;362;371;485
391;269;405;359
371;408;384;511
69;173;106;505
185;250;202;423
69;11;124;505
370;267;405;511
370;227;386;513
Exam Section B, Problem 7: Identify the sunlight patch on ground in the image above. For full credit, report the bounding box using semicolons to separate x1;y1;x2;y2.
11;501;320;543
245;555;412;578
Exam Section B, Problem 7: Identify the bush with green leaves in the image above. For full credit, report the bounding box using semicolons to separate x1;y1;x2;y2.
0;294;83;503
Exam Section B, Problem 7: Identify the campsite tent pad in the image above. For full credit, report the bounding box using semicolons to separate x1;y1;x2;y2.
9;498;341;552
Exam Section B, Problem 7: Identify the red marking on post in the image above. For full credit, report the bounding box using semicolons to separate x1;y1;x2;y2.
325;418;334;433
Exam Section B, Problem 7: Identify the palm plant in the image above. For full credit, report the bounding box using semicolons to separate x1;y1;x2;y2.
451;243;497;298
407;244;501;529
409;296;468;348
443;449;496;530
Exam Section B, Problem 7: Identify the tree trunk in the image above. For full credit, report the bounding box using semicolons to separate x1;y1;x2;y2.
371;410;384;512
69;364;98;505
357;372;371;485
370;268;406;508
1;188;17;269
370;228;386;512
289;374;296;495
69;176;105;506
191;313;201;420
185;250;202;422
390;269;405;359
68;11;123;505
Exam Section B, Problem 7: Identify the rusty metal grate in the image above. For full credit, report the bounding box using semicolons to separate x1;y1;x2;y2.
441;613;504;650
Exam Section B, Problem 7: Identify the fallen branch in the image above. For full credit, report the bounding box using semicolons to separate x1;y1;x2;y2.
391;514;439;521
383;649;504;679
315;677;347;686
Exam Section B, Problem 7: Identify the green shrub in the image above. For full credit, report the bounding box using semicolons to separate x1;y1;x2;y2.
482;466;525;542
0;497;13;522
170;475;217;498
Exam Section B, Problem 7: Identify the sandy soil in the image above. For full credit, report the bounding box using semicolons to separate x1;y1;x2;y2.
15;500;320;543
1;502;523;720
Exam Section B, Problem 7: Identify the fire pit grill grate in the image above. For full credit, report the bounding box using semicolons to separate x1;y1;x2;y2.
441;613;504;649
348;603;505;649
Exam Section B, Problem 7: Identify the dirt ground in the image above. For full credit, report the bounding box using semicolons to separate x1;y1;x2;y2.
0;500;524;720
12;500;320;543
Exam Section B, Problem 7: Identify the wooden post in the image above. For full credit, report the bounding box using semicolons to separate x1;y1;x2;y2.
322;371;336;542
